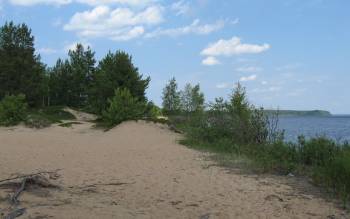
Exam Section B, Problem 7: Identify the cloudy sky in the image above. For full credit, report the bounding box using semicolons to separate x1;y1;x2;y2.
1;0;349;113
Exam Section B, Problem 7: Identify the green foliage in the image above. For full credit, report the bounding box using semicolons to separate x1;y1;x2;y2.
68;44;96;107
177;83;272;146
0;22;45;106
144;101;162;119
48;59;72;106
25;106;76;128
162;77;180;115
48;44;96;107
179;83;205;113
248;142;299;174
299;136;338;166
228;83;254;144
89;51;150;114
0;94;27;126
166;80;350;206
1;21;151;118
102;88;146;127
322;150;350;207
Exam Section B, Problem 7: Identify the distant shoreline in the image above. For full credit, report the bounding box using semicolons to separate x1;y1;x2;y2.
265;110;332;117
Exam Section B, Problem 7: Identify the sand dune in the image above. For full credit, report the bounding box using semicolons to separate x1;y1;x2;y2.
0;120;347;218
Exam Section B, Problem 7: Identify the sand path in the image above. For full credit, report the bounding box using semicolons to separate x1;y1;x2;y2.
0;120;347;218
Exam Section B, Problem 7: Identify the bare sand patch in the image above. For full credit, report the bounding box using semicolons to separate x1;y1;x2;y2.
0;121;347;218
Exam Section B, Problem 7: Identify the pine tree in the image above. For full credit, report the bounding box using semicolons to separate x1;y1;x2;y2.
0;22;45;106
89;51;150;113
68;44;96;107
48;59;73;106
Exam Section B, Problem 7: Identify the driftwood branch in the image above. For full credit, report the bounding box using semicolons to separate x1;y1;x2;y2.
0;169;62;219
4;208;26;219
0;169;61;184
10;178;27;204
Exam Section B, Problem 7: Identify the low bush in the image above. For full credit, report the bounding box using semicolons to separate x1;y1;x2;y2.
0;94;27;126
299;136;339;167
102;88;146;127
144;101;162;119
311;149;350;208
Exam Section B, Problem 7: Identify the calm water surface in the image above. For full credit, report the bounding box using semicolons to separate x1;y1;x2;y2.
278;116;350;142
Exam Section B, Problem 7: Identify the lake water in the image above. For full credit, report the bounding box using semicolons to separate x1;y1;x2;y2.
278;116;350;143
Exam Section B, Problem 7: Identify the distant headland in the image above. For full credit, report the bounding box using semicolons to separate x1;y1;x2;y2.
264;110;332;117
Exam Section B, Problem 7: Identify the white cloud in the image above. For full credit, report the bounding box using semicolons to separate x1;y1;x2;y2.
275;63;301;71
9;0;155;6
236;66;262;73
110;26;145;41
202;56;220;66
37;47;58;54
76;0;156;6
64;5;163;41
145;19;224;38
251;86;281;93
171;0;190;16
239;74;257;82
216;82;231;89
261;80;268;85
201;37;270;57
9;0;71;6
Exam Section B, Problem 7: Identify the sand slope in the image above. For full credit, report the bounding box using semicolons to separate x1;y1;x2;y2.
0;120;347;219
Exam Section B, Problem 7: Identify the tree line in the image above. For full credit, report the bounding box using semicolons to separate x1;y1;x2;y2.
0;21;152;125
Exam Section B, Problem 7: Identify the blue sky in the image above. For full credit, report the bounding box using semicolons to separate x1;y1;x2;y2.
1;0;349;114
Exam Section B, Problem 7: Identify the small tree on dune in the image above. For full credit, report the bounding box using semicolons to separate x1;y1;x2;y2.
162;77;180;115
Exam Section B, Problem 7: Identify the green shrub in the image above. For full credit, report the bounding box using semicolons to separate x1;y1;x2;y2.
0;94;27;126
312;150;350;208
251;142;299;174
299;136;339;167
144;101;162;119
102;88;146;127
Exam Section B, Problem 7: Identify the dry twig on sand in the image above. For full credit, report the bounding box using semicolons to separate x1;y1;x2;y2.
0;169;61;184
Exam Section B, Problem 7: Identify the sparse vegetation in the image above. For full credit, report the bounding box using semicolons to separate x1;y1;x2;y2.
1;20;349;210
163;79;350;208
24;106;76;128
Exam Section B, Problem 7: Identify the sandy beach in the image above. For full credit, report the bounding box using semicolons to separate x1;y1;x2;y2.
0;118;347;218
